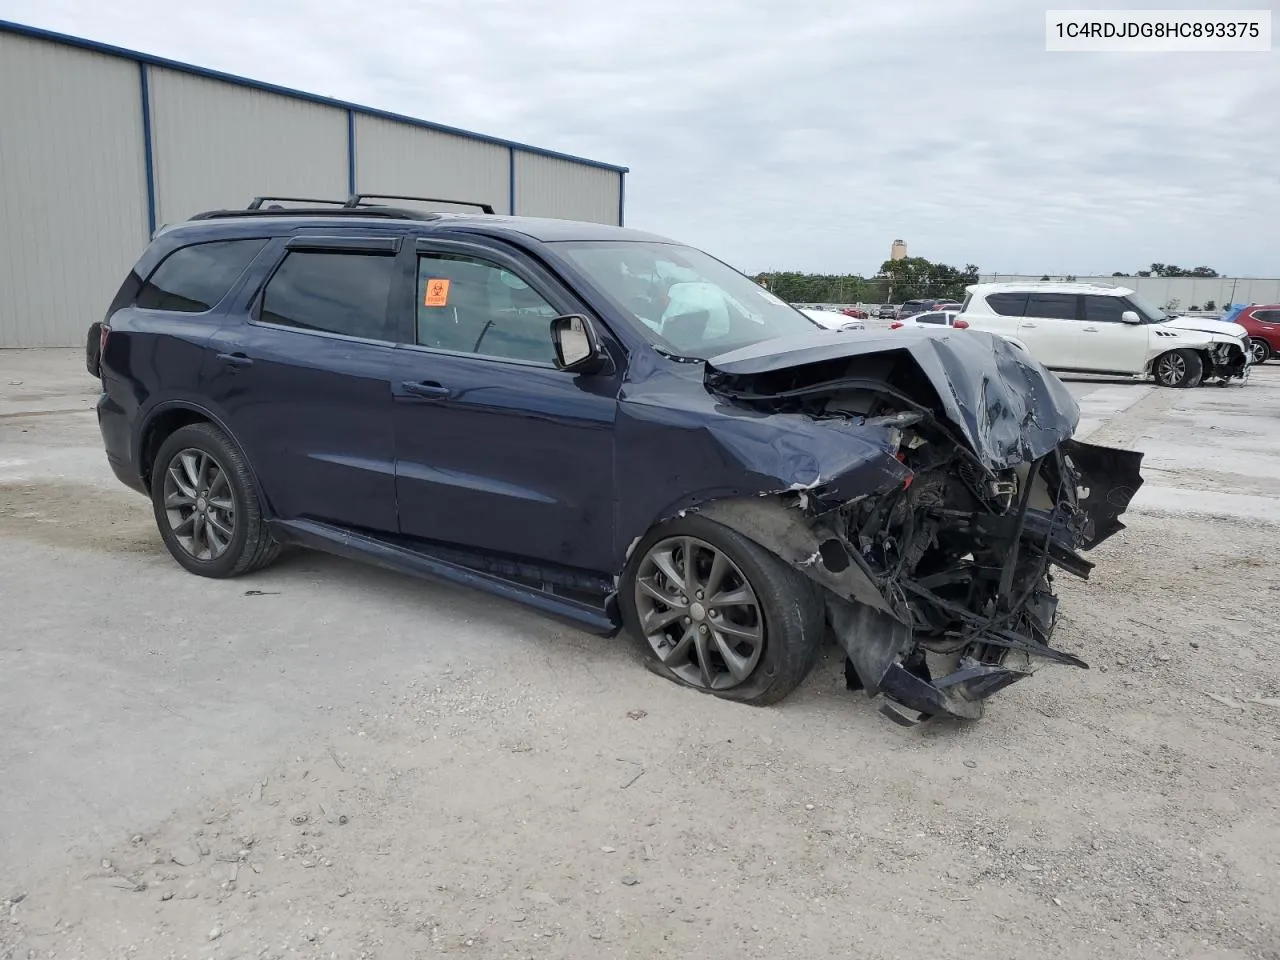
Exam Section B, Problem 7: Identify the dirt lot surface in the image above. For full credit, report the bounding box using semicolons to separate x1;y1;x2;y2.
1;352;1277;960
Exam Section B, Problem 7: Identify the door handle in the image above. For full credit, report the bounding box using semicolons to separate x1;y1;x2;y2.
216;352;253;368
398;380;451;399
1082;326;1099;333
1021;323;1037;328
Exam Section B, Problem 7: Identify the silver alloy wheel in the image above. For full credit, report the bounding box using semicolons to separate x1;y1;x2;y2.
1155;352;1186;386
1250;338;1269;364
634;535;764;690
162;448;235;561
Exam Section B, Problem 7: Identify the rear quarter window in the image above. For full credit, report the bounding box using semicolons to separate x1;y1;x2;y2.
985;292;1028;316
135;239;268;313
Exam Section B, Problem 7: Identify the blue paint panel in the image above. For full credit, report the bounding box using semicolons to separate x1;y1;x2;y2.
138;63;156;236
0;18;628;174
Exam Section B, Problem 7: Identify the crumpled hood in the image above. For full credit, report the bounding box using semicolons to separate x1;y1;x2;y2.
705;328;1081;472
1163;316;1248;341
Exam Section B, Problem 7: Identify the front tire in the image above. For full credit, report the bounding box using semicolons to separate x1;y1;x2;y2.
620;514;824;706
1249;338;1271;365
150;423;280;578
1153;349;1203;388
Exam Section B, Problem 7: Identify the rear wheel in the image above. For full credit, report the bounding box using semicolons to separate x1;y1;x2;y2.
621;515;824;705
150;423;280;578
1153;349;1203;388
1249;338;1271;365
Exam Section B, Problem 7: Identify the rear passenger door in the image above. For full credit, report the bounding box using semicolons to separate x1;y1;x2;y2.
206;235;402;533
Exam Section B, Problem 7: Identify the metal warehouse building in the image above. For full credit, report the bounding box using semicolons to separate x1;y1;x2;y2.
0;20;628;348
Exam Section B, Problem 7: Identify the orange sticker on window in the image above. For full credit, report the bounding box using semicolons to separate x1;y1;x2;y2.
423;278;451;307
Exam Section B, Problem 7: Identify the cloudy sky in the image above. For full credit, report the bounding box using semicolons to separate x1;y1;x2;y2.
3;0;1276;276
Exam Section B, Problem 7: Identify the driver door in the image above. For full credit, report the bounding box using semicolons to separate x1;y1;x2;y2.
1077;295;1151;373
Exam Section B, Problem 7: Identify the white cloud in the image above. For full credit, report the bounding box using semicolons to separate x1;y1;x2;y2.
3;0;1276;275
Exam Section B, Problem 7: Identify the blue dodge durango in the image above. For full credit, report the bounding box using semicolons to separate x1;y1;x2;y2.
87;195;1143;725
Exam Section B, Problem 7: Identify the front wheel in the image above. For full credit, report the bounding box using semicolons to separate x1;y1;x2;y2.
1249;338;1271;365
620;515;824;706
1153;349;1203;388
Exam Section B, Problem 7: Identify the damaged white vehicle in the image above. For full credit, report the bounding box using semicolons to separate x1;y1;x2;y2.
959;282;1250;387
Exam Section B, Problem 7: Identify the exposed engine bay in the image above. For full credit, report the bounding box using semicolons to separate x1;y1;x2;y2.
697;332;1144;724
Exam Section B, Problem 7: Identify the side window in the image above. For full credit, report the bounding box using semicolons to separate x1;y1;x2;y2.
259;251;395;341
986;292;1028;316
416;254;559;364
916;312;945;325
135;239;267;313
1084;296;1128;323
1255;309;1280;324
1026;293;1078;321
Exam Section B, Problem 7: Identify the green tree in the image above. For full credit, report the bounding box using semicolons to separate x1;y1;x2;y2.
877;257;979;302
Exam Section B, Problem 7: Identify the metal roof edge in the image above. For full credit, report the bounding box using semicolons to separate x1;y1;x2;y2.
0;18;630;174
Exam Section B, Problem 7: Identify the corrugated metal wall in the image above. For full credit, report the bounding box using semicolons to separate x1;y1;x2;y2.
354;116;511;215
0;21;626;347
147;67;349;227
514;152;621;224
0;32;149;348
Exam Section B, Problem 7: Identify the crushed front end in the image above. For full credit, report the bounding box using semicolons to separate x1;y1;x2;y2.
698;330;1145;724
1204;340;1251;383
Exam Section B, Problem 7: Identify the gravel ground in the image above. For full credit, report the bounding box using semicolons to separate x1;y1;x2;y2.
1;353;1277;960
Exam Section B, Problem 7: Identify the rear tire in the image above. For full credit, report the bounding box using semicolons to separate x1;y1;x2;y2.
1249;338;1271;365
620;514;824;706
150;423;280;578
1152;349;1203;388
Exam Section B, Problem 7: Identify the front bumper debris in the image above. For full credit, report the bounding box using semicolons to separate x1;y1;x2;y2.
696;331;1145;725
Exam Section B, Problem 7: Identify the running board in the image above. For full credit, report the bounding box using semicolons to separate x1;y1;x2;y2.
273;519;620;636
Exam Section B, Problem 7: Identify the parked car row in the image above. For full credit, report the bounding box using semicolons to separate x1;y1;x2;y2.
890;310;968;330
798;308;865;331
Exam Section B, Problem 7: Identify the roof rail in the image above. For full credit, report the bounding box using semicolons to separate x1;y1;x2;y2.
345;193;496;215
188;193;497;222
247;196;349;209
188;206;441;222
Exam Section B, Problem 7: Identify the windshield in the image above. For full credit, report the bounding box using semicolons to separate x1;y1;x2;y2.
1126;291;1168;323
553;241;819;358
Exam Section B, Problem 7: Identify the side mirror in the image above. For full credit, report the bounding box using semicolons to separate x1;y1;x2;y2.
550;314;613;374
1120;310;1141;324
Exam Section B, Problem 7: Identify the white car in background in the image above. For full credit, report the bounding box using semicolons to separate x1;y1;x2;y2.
799;308;864;332
889;310;969;330
958;282;1251;388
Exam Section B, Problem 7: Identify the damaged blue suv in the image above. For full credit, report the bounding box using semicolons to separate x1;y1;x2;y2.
88;195;1143;725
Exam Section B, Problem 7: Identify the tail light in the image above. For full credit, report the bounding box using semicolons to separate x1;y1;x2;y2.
86;321;110;377
889;321;904;330
953;319;969;329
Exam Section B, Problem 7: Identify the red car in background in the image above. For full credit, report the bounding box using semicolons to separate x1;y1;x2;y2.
841;306;869;319
1233;305;1280;364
